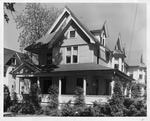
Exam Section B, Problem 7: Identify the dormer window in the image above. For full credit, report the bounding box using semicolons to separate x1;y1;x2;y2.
100;31;105;46
114;64;119;69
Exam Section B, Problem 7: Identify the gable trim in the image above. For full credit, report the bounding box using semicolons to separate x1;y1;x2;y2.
11;62;40;75
47;6;98;45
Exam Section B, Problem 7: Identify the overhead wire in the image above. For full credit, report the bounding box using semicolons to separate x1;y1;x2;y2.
127;3;138;63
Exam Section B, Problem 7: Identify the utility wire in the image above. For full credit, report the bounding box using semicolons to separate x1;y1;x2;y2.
127;3;138;63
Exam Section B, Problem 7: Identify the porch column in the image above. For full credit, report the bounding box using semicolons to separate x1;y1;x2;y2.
124;87;127;96
59;77;62;96
112;57;114;68
37;77;40;87
111;80;115;95
83;77;86;96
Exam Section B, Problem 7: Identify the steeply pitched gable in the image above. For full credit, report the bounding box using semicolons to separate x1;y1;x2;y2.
26;6;102;53
4;48;23;65
114;33;123;51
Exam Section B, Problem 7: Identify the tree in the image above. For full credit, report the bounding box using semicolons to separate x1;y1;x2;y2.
15;3;61;51
4;3;16;23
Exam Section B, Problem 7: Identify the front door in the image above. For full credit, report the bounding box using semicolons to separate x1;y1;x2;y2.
43;78;52;94
61;76;66;94
92;79;98;95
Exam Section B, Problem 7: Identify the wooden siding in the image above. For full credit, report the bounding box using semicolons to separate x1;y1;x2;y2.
61;23;88;46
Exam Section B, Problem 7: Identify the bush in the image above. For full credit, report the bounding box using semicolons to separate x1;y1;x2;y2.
131;83;141;99
4;85;11;112
74;87;86;108
45;85;59;116
61;100;74;116
11;91;18;106
11;83;42;115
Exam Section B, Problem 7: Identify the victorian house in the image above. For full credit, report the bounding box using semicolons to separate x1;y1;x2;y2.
11;6;143;105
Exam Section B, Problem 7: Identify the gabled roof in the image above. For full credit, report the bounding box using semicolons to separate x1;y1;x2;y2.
10;61;41;75
25;6;102;52
4;48;23;65
114;33;123;51
47;6;98;44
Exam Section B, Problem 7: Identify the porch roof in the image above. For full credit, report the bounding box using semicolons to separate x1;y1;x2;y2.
53;63;113;72
12;62;134;81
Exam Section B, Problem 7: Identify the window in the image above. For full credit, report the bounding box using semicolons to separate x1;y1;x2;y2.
114;64;119;69
47;52;52;65
11;55;16;65
66;46;78;64
139;74;143;79
66;47;71;63
129;74;133;78
73;47;78;63
70;30;76;38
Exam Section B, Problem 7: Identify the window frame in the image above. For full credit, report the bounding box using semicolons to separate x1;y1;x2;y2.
65;46;78;64
139;74;143;79
69;30;77;38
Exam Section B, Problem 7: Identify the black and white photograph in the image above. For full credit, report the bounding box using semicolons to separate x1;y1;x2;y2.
2;1;148;120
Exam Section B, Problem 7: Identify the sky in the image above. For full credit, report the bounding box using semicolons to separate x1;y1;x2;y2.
4;2;147;64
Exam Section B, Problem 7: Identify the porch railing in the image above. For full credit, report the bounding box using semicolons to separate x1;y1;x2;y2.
16;94;111;105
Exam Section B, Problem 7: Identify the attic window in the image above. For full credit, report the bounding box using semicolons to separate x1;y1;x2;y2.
11;55;16;65
70;30;76;38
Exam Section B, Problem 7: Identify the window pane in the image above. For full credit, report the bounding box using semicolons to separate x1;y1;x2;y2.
139;74;142;79
66;47;71;56
73;55;77;63
47;53;52;64
114;64;119;69
70;30;75;38
130;74;133;78
73;46;78;55
66;56;71;63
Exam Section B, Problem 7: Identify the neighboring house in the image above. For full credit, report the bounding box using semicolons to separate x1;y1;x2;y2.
4;48;23;96
127;53;146;96
11;6;145;105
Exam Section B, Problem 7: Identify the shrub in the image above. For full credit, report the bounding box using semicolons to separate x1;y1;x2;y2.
61;100;74;116
11;91;18;106
11;83;42;115
4;85;11;112
45;85;59;116
131;83;141;99
74;87;86;108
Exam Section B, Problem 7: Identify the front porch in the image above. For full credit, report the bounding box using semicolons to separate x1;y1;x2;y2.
13;63;133;104
17;72;122;104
